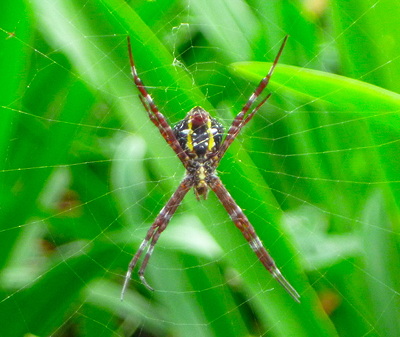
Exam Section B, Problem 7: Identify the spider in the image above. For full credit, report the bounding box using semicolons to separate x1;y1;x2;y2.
121;35;300;303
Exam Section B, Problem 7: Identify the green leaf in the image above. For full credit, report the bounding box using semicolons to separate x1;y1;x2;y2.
361;190;400;336
231;62;400;114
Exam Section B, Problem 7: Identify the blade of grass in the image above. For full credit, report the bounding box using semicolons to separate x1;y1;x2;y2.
231;62;400;114
361;190;400;336
0;0;34;271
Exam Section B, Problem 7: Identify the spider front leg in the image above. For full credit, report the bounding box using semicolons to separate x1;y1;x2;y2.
216;35;288;163
127;36;190;166
121;177;193;300
208;175;300;303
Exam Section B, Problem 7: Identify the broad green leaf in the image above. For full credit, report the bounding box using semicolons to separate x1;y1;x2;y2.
232;62;400;115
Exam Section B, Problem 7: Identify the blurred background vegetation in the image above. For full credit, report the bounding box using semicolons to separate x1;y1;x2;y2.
1;0;400;336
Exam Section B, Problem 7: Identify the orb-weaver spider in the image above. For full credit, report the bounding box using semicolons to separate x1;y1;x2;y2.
121;35;300;303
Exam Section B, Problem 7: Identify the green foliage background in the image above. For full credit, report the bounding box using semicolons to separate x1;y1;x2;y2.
1;0;400;336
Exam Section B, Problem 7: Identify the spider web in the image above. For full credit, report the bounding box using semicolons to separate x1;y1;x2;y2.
1;0;400;336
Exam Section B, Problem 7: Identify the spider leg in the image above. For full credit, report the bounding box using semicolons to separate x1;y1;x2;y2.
121;176;193;300
127;36;190;166
216;36;288;162
208;175;300;303
137;94;180;154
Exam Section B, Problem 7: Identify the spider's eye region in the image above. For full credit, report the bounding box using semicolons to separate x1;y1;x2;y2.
173;106;224;158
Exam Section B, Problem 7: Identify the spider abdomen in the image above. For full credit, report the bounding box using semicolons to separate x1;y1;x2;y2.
173;106;224;158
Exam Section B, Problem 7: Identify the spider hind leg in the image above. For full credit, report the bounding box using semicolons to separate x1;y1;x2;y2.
208;175;300;302
121;177;192;300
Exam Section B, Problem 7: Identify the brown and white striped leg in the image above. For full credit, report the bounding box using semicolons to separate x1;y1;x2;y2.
127;37;190;166
121;177;193;300
216;35;289;162
208;175;300;302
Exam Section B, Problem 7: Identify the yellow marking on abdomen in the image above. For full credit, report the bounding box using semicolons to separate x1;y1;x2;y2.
187;117;194;151
207;118;214;151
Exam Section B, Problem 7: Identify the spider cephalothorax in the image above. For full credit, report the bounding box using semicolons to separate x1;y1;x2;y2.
121;35;300;303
